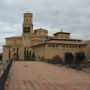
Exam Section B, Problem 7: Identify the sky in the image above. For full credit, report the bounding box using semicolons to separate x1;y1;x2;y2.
0;0;90;53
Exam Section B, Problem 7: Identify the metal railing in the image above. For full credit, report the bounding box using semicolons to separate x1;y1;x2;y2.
0;59;13;90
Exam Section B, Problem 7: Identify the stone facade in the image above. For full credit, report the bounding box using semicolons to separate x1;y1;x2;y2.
3;13;90;62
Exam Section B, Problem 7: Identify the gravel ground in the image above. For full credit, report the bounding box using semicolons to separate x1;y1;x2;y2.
5;61;90;90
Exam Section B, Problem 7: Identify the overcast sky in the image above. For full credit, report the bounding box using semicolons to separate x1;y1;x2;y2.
0;0;90;52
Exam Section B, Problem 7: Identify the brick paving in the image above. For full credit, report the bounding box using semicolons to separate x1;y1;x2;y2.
5;61;90;90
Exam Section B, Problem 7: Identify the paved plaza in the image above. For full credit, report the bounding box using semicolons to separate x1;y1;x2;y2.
5;61;90;90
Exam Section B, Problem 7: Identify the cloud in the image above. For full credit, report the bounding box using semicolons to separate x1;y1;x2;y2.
0;0;90;52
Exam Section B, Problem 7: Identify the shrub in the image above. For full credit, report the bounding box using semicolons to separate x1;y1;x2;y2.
32;52;36;61
65;52;74;66
75;52;85;66
51;55;63;64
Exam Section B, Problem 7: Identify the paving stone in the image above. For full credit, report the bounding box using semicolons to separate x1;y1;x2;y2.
5;61;90;90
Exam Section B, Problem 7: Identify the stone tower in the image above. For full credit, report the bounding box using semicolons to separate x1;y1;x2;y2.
22;13;33;47
23;13;33;35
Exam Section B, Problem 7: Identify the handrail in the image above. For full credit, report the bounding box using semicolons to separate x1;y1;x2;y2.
0;59;13;90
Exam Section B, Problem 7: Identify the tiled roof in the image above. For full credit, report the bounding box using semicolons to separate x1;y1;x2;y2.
6;36;22;39
53;32;71;35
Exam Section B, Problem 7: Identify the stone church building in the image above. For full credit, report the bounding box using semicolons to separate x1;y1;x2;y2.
3;13;90;62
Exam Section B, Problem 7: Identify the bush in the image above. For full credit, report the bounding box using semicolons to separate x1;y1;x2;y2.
32;52;36;61
65;52;74;66
47;59;52;63
75;52;85;66
51;55;63;64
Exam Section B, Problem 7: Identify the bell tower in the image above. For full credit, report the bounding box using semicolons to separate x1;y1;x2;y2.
23;13;33;35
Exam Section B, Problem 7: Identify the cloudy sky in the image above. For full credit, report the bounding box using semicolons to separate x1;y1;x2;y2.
0;0;90;52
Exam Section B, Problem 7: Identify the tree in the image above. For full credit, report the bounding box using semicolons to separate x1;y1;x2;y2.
16;48;19;61
26;50;29;61
24;48;27;60
75;52;85;66
28;51;32;61
65;52;74;66
32;52;36;61
51;55;63;64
